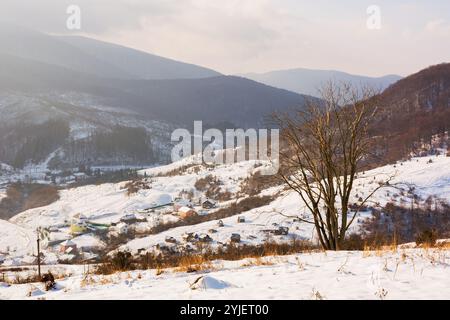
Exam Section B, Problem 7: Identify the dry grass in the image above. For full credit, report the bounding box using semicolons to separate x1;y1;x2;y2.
95;240;314;275
155;266;164;276
240;257;276;267
175;255;214;273
155;164;201;177
436;240;450;249
311;288;325;300
2;270;68;285
10;273;42;285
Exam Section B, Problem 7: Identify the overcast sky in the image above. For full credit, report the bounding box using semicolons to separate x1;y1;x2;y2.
2;0;449;76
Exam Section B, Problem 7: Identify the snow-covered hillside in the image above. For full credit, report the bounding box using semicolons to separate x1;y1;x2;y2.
11;159;269;230
1;248;449;300
353;155;450;206
122;155;450;255
0;92;175;170
0;220;35;257
2;154;450;266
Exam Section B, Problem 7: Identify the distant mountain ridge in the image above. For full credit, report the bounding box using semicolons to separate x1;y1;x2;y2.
56;36;222;80
241;68;402;96
0;53;308;128
0;23;221;80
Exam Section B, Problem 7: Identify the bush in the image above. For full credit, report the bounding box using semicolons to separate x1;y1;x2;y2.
195;175;220;191
96;251;134;275
240;171;282;196
41;272;56;291
415;229;438;246
341;234;366;250
124;179;151;196
194;175;234;201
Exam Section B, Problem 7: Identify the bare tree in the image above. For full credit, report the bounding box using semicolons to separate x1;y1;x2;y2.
275;82;389;250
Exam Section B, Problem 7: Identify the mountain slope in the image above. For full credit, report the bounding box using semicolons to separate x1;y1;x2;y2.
111;76;307;127
57;36;221;80
0;54;309;168
0;24;130;79
242;68;402;96
371;63;450;162
0;54;308;127
0;23;220;80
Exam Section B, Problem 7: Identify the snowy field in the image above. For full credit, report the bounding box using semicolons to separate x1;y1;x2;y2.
0;220;35;257
1;248;449;300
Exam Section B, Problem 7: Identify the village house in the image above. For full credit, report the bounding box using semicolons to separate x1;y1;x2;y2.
73;172;88;182
178;206;197;219
202;199;216;209
120;213;146;224
72;235;106;253
112;222;129;235
73;213;88;221
173;199;194;212
70;221;88;235
59;239;78;254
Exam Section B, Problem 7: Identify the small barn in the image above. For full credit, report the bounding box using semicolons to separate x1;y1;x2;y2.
120;213;143;224
70;221;88;235
178;206;197;219
73;172;88;182
73;213;88;222
72;234;106;253
202;199;216;209
173;199;194;212
59;239;78;254
113;222;129;234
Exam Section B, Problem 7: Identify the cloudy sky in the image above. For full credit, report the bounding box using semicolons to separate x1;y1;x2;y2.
2;0;449;76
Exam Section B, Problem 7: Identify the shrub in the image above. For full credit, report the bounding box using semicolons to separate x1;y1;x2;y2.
341;234;366;250
156;164;200;177
124;179;151;196
96;251;135;274
415;229;438;246
240;171;282;196
195;175;220;191
41;272;56;291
